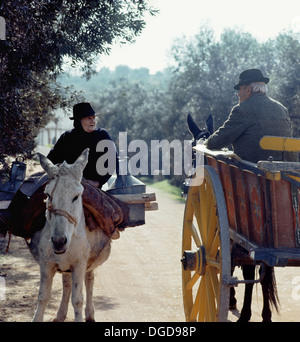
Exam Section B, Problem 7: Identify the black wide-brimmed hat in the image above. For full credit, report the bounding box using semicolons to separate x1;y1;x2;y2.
234;69;270;90
70;102;97;120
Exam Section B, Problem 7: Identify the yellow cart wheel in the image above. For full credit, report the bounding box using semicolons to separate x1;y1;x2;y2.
181;165;231;322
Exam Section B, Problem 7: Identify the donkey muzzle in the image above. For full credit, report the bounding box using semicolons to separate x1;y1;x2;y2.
51;236;68;254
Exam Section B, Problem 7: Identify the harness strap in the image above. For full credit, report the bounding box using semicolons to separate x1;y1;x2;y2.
47;203;78;226
46;174;78;227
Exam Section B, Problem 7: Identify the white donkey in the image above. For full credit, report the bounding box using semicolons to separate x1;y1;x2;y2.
29;148;111;322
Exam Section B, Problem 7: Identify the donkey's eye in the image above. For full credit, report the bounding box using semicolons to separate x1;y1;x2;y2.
72;195;79;203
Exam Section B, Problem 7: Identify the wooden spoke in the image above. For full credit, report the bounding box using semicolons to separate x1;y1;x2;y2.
190;222;201;247
182;166;231;322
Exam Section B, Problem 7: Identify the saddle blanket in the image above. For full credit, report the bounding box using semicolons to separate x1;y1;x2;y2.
11;173;129;239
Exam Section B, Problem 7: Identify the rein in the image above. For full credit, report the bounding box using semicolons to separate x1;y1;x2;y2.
46;174;78;227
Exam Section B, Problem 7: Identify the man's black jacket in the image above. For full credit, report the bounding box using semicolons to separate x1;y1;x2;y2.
47;125;117;187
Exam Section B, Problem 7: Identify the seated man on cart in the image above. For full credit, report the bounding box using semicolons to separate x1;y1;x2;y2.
203;68;297;163
187;68;298;321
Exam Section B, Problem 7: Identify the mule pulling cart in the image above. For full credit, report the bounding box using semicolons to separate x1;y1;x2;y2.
181;135;300;322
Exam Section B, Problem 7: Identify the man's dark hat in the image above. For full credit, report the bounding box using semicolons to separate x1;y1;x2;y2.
234;69;270;90
70;102;96;120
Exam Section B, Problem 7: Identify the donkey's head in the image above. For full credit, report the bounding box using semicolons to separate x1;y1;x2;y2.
38;149;89;254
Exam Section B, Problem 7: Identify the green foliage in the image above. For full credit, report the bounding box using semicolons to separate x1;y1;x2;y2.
59;66;172;143
264;32;300;136
67;25;300;189
150;179;184;202
3;7;299;191
0;0;155;158
168;27;300;140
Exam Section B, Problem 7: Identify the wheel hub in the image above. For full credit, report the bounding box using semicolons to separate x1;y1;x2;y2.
181;246;206;275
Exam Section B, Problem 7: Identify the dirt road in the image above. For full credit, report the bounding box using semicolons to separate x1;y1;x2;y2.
1;186;300;322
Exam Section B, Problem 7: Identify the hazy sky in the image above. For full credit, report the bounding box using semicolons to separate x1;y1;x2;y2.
98;0;300;74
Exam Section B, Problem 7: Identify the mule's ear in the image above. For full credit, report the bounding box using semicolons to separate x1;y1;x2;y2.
187;114;202;140
38;153;58;178
206;114;214;135
73;148;89;179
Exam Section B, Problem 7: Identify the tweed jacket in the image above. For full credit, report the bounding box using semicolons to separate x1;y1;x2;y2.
205;93;295;163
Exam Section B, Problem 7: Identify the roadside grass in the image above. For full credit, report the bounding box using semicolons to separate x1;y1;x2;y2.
142;178;185;202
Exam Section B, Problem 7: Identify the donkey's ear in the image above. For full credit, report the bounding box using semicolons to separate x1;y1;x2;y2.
73;148;89;178
38;153;58;178
76;148;89;169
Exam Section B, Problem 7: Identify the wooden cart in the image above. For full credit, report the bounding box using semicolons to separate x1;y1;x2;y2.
181;136;300;322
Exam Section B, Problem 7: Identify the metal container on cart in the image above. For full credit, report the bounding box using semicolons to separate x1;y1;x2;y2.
107;157;146;226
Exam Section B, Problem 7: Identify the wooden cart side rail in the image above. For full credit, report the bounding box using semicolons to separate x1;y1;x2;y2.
205;154;268;246
203;152;300;249
193;144;262;176
194;142;300;182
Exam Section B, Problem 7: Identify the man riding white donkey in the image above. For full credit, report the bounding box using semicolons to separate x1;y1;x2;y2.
0;102;117;235
32;148;112;322
0;103;127;321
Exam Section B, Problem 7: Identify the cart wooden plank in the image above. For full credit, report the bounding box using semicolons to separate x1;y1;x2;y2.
257;161;300;173
145;202;158;211
112;192;156;204
206;151;300;249
111;192;158;212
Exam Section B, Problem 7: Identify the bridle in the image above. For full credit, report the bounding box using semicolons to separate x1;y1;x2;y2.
47;202;78;227
46;174;78;227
